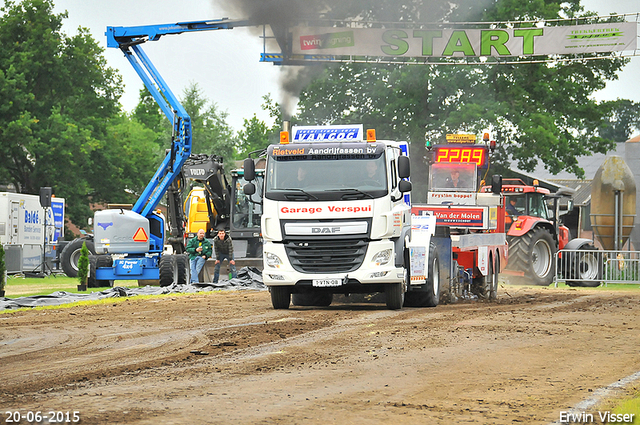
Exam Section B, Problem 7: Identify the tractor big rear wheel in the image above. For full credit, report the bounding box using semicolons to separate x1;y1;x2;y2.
507;228;556;286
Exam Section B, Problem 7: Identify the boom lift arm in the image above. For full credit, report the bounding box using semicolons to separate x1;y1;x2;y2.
89;19;254;286
106;19;251;219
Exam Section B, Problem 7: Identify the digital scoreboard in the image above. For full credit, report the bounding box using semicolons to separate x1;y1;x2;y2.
434;145;488;167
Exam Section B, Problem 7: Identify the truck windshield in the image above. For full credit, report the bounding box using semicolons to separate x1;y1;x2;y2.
265;155;388;201
232;174;263;229
429;162;476;192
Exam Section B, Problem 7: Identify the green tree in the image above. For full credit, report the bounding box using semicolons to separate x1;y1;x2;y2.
237;115;270;158
262;94;284;124
236;94;292;158
294;0;630;190
77;241;89;285
598;99;640;143
133;86;170;146
135;82;239;160
100;113;164;197
181;82;236;165
0;0;164;226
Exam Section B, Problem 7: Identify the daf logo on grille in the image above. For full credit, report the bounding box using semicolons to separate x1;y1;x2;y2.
312;227;340;233
285;221;368;236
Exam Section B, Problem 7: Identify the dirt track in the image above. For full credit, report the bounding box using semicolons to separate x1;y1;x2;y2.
1;282;640;424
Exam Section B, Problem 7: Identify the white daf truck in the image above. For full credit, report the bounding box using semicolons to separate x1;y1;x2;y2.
243;124;439;310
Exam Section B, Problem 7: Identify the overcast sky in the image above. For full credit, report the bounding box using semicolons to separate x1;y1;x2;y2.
52;0;639;134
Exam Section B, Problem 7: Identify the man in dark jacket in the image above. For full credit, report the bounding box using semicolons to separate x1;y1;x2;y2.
213;229;237;283
186;228;212;283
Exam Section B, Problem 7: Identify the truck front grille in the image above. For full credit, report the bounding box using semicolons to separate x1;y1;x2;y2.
285;239;368;273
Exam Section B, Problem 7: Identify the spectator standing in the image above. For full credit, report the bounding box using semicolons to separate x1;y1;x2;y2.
186;228;212;283
213;229;237;283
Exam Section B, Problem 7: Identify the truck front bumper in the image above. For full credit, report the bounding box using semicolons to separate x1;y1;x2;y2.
262;240;405;289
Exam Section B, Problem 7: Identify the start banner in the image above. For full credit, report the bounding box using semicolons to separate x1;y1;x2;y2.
292;22;637;58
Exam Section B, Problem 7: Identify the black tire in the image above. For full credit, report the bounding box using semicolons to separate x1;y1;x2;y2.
405;242;439;307
566;244;602;287
506;228;556;286
175;254;190;284
88;255;98;288
270;286;291;309
424;244;440;307
292;293;333;307
385;271;405;310
94;255;114;287
472;256;493;300
159;255;177;287
61;238;95;278
490;257;499;300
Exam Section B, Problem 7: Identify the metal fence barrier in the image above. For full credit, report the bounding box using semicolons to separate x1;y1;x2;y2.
554;249;640;287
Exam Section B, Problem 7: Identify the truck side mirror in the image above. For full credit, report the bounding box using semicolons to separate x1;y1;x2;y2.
398;156;410;179
399;180;412;193
491;175;502;195
243;158;255;181
243;183;256;196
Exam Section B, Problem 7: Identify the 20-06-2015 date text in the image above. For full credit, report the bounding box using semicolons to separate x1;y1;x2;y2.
4;411;80;423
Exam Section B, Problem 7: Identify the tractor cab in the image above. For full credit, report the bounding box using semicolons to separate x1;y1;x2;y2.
492;179;553;231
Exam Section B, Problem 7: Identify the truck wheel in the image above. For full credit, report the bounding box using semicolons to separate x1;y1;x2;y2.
490;257;499;300
385;271;406;310
473;257;493;300
423;243;440;307
507;228;556;286
292;293;333;306
159;255;177;287
175;254;190;285
566;244;602;287
61;238;95;278
405;242;439;307
270;286;291;309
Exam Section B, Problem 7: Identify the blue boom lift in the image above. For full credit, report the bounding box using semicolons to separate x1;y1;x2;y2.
90;19;253;286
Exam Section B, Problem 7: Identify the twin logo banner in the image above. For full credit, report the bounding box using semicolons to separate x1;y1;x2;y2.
293;22;637;59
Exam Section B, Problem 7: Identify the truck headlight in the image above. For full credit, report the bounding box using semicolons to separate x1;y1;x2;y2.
371;249;392;266
265;252;283;268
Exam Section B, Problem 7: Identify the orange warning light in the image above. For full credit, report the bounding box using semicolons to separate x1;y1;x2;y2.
132;227;148;242
280;131;290;144
366;129;376;142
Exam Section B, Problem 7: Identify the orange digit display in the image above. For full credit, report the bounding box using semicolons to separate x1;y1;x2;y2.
435;146;487;166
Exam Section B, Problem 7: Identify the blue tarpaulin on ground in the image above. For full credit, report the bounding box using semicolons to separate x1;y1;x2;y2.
0;267;265;310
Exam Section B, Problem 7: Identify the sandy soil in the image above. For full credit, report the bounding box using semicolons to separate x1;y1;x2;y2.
1;281;639;425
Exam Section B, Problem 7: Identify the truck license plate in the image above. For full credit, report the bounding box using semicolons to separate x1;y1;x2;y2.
312;278;342;287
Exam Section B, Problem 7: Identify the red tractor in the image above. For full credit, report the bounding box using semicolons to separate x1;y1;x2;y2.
484;179;600;286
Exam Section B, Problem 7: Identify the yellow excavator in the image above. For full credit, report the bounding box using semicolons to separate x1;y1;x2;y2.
166;154;264;281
